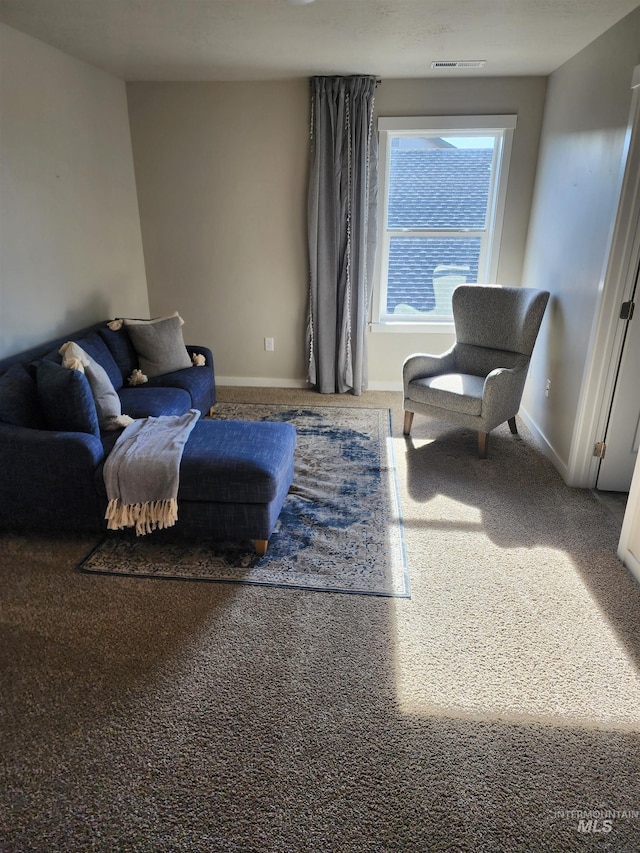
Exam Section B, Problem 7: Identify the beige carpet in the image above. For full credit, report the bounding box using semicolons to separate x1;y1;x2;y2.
1;386;639;852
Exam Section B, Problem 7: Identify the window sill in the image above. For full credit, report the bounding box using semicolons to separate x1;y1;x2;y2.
369;321;455;334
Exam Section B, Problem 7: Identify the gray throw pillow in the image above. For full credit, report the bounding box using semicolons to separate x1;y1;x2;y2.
59;341;133;431
124;315;192;379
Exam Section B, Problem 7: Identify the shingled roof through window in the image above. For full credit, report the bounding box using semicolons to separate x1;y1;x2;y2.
386;147;493;315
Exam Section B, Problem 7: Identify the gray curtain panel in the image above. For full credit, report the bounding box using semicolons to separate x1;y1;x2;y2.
306;76;378;395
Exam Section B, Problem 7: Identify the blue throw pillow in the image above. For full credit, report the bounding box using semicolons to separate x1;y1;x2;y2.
97;324;139;383
0;363;45;429
35;359;100;436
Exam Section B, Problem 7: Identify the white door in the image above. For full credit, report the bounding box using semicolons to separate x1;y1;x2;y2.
618;440;640;583
570;67;640;491
596;251;640;492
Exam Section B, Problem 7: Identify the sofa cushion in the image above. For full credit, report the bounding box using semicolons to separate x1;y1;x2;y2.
60;342;133;432
35;359;100;436
75;331;123;391
117;386;193;419
145;365;214;415
124;315;193;379
177;420;298;504
0;363;45;429
93;419;297;506
409;373;485;416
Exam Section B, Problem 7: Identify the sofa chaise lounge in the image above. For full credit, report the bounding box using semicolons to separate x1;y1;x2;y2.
0;318;295;554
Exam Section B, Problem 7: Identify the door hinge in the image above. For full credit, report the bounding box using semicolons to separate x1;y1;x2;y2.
620;300;635;320
593;441;607;459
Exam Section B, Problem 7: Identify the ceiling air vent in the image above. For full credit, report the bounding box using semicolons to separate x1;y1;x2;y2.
431;60;486;69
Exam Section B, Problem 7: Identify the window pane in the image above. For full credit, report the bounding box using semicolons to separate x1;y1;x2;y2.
387;136;495;230
386;236;481;316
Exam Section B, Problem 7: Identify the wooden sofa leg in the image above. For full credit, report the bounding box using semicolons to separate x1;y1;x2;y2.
508;416;518;435
478;431;489;459
254;539;268;556
403;411;414;436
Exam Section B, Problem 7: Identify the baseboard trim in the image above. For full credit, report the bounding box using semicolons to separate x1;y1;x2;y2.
216;377;404;392
216;376;309;389
367;380;403;392
618;545;640;586
519;406;571;484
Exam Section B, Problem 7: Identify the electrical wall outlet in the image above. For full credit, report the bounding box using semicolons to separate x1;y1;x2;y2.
264;337;275;352
545;379;551;397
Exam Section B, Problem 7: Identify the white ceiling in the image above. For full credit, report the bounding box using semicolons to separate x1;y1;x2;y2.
1;0;639;82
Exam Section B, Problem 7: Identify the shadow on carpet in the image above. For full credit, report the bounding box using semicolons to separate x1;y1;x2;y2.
79;404;409;597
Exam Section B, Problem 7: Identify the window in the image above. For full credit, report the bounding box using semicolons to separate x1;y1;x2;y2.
373;115;516;328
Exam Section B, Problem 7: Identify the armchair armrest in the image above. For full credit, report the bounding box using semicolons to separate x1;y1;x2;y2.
482;362;529;429
403;347;456;391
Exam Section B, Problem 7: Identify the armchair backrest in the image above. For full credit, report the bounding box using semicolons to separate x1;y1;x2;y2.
452;285;550;376
453;285;550;355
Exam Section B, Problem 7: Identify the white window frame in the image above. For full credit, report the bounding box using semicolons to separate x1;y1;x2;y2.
372;114;517;332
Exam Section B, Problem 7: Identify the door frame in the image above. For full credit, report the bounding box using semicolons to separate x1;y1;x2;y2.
618;447;640;582
568;66;640;488
595;228;640;491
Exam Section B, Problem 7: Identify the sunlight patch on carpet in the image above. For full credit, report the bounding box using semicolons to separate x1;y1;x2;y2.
392;538;640;732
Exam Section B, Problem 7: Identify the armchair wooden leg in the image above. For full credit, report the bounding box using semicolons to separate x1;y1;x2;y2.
508;416;518;435
478;431;489;459
403;411;414;436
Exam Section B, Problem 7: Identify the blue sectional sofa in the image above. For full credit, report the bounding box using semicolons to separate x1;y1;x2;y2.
0;319;296;551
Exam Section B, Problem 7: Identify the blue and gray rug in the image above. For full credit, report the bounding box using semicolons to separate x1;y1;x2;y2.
80;404;409;597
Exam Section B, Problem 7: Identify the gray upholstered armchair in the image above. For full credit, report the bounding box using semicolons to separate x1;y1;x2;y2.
403;285;550;458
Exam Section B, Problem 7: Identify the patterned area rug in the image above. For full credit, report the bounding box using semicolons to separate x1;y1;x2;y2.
79;404;409;597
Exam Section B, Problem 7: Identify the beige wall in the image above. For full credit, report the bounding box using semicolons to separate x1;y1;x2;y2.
520;5;640;477
127;81;310;385
0;24;148;359
127;76;547;387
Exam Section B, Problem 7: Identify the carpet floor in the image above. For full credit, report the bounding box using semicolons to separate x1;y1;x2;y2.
1;387;639;852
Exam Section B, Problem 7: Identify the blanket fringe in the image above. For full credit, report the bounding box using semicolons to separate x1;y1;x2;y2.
105;498;179;537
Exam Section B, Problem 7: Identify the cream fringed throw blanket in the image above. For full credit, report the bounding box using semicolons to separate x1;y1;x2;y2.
103;409;200;536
